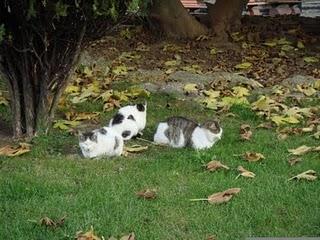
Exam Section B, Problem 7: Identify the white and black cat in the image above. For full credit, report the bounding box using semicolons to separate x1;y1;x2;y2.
79;127;123;158
153;116;222;150
109;102;147;140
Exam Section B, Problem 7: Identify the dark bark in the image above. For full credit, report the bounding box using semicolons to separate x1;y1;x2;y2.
207;0;248;41
149;0;207;38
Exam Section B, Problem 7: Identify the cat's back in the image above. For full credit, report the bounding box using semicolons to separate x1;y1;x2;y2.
166;116;198;131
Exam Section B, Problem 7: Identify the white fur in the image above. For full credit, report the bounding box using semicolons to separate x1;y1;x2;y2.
191;127;223;150
79;127;123;158
109;118;139;140
118;104;147;132
153;123;222;150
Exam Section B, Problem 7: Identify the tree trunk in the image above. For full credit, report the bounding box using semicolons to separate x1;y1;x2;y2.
0;24;86;139
149;0;207;39
207;0;248;41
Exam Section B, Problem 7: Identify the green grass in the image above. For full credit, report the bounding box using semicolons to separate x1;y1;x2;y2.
0;93;320;240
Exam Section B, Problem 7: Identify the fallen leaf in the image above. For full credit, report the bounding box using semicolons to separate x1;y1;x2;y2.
136;189;157;200
0;143;31;157
236;166;255;178
112;65;128;75
183;83;198;94
40;216;65;228
53;119;80;131
303;56;319;63
288;170;317;181
205;160;230;172
240;124;252;141
124;145;148;153
288;157;302;166
288;145;313;155
297;41;305;49
232;86;250;97
119;233;135;240
296;84;317;96
271;115;300;126
76;226;101;240
65;112;100;121
235;62;252;70
243;152;265;162
190;188;241;204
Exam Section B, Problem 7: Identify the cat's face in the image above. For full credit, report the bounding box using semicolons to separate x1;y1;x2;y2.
79;131;98;152
136;102;147;112
202;120;221;134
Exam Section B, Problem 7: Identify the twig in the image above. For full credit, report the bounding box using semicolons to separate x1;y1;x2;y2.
189;198;208;202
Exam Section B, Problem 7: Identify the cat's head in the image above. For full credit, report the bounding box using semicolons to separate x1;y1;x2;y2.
79;130;99;152
136;101;147;112
202;119;221;134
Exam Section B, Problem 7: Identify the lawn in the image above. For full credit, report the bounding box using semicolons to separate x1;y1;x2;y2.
0;91;319;240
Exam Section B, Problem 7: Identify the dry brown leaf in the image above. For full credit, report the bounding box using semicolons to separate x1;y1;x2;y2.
288;157;302;166
205;160;230;172
288;145;313;155
256;122;273;129
190;188;241;204
236;166;255;178
243;152;265;162
207;235;216;240
40;216;65;228
0;143;31;157
136;189;157;200
120;232;135;240
124;145;148;156
288;170;317;181
76;226;101;240
240;124;252;141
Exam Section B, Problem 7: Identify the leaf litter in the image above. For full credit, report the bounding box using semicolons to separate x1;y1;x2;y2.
288;170;317;181
0;143;31;157
205;160;230;172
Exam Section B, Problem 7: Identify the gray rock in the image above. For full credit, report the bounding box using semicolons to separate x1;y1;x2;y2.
282;75;317;88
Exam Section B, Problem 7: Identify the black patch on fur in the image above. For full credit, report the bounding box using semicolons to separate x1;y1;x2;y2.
99;128;107;135
136;103;145;112
111;113;124;125
122;130;131;138
80;131;97;143
127;114;135;121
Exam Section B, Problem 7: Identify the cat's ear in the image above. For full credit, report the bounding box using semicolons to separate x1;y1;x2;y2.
99;128;107;135
78;131;85;141
136;103;145;112
209;120;220;132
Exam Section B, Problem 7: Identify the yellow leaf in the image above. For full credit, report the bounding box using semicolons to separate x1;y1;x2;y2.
314;79;320;90
83;66;93;77
297;41;305;49
263;40;277;47
112;65;128;75
203;89;220;98
281;45;294;52
164;60;179;67
128;87;150;98
64;85;80;94
0;93;9;106
112;90;129;102
235;62;252;70
277;38;292;45
65;112;100;121
199;97;218;110
124;145;148;153
271;115;300;126
303;56;319;63
183;83;198;94
221;96;249;107
53;120;80;130
232;86;250;97
0;143;31;157
296;84;317;96
210;48;217;55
